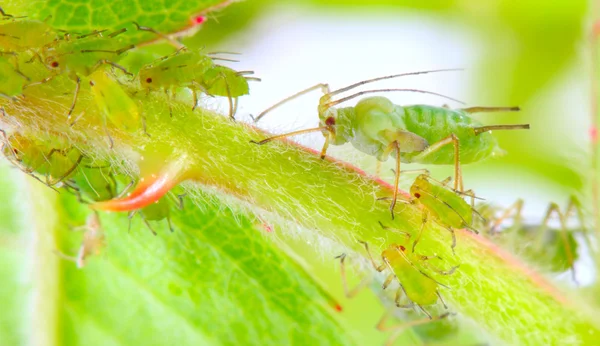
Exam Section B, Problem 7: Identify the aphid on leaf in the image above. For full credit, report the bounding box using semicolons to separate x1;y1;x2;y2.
250;70;530;219
41;28;134;121
484;197;589;284
56;212;105;268
129;192;186;236
88;69;142;147
336;236;457;345
0;131;83;189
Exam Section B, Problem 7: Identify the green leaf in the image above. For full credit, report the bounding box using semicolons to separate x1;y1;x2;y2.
47;190;353;345
4;0;233;45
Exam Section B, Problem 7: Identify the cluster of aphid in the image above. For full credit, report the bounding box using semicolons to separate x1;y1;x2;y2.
0;7;586;344
0;9;251;264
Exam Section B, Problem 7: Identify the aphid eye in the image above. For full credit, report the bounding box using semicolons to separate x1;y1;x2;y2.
51;61;59;68
399;245;406;252
89;81;95;86
414;192;421;198
145;77;153;83
325;116;335;126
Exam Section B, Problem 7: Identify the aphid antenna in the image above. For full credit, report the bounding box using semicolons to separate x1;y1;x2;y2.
473;124;530;135
207;51;242;55
0;7;13;17
326;68;463;99
76;29;108;39
80;45;136;56
132;21;185;49
462;106;520;113
322;88;465;111
245;77;262;82
236;70;255;75
211;57;240;63
107;28;128;38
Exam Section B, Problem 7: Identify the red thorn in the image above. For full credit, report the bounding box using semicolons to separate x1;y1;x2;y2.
192;15;207;25
91;155;189;212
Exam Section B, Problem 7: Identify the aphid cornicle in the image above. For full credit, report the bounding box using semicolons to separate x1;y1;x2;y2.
41;28;135;120
336;238;457;345
251;70;530;218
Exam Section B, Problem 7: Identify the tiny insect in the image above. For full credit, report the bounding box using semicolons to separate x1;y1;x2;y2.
56;212;105;268
483;197;589;284
64;161;119;203
133;23;259;119
40;28;135;120
0;9;58;54
251;69;530;218
336;236;457;345
88;69;142;147
406;173;481;253
0;131;83;189
0;56;29;99
129;192;186;235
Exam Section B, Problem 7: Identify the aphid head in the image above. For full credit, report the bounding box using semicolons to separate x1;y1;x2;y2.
318;107;353;145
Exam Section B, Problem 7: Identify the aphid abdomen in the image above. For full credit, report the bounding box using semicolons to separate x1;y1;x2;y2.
411;176;473;229
383;246;438;305
349;96;413;160
400;105;500;165
140;197;171;221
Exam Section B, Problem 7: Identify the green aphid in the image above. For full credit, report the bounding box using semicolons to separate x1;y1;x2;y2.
251;69;530;218
409;174;479;252
198;65;257;118
41;28;135;120
485;197;589;284
130;193;185;236
88;69;141;147
0;56;29;99
0;132;83;189
0;9;58;53
67;163;118;203
336;239;457;344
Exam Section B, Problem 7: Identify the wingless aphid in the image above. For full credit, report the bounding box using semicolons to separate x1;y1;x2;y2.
41;28;135;121
56;212;105;268
0;131;83;189
133;23;259;119
0;8;58;55
128;192;186;236
64;161;119;204
88;69;141;147
407;173;481;252
484;197;590;284
251;70;530;218
336;236;457;345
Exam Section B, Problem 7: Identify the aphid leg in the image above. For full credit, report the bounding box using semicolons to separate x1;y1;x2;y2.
419;256;460;276
250;126;330;145
94;60;133;77
66;76;81;122
323;89;464;111
142;218;158;236
167;215;174;232
251;83;330;123
233;97;239;116
101;115;114;149
378;221;411;238
334;253;371;298
53;250;79;265
165;89;173;117
393;286;413;309
377;308;452;346
358;240;388;272
537;202;578;284
1;106;6;117
192;89;198;111
412;210;427;253
320;133;331;159
411;134;463;191
566;195;593;251
436;290;448;309
220;71;235;120
461;106;520;113
380;140;401;219
490;199;524;235
46;152;84;185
